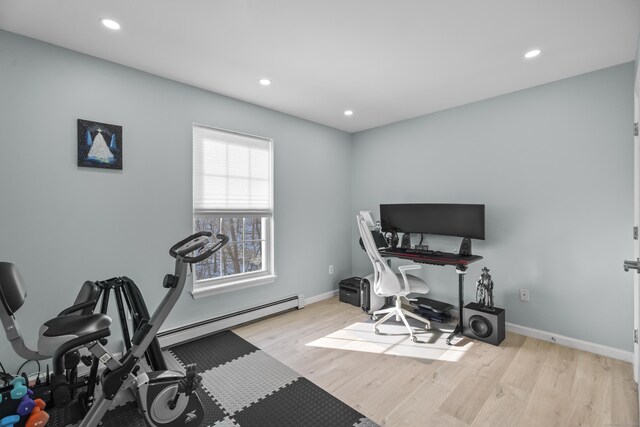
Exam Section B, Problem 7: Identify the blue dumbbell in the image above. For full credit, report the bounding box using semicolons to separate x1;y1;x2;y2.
17;389;35;416
0;414;20;426
9;378;27;400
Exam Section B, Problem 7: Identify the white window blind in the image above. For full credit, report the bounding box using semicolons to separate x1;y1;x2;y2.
193;125;273;214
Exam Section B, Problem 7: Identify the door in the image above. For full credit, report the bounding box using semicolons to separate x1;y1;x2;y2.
626;70;640;383
635;88;639;383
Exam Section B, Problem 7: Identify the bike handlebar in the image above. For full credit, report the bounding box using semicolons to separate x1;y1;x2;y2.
169;232;229;264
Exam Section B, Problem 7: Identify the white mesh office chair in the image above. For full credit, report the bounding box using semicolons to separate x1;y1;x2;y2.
356;211;431;342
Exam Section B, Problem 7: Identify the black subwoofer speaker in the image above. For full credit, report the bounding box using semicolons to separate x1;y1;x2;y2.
463;302;505;346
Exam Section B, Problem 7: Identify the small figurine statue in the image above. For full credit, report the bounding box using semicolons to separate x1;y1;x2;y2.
475;267;495;311
475;277;486;305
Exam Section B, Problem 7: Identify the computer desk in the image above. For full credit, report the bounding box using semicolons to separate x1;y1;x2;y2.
378;248;483;345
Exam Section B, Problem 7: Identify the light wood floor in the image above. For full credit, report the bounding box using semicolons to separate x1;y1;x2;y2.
234;297;638;427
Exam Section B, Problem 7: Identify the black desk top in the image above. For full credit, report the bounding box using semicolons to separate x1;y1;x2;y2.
379;247;483;267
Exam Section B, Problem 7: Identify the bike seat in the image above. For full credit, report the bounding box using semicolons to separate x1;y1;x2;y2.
37;314;111;357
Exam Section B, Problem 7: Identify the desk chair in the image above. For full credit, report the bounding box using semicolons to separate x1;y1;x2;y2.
356;211;431;342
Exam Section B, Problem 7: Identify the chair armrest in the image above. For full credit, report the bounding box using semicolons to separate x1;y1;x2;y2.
398;264;421;294
398;264;421;273
58;300;97;316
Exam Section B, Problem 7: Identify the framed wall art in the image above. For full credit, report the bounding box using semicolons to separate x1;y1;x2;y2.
77;119;123;170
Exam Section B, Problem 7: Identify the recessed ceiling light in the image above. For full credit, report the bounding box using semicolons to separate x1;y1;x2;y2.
259;78;271;86
524;49;541;59
344;110;354;116
100;18;121;30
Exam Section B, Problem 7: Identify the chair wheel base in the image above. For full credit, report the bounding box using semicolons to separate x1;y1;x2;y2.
411;336;418;342
371;315;378;321
374;328;380;335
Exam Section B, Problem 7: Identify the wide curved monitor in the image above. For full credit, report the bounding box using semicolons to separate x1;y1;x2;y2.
380;203;485;240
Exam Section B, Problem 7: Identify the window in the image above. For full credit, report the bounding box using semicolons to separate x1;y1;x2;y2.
192;124;274;297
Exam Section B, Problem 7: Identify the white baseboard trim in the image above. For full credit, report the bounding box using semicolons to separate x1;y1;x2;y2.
506;322;633;363
419;308;632;363
158;295;304;348
157;292;337;349
305;289;339;305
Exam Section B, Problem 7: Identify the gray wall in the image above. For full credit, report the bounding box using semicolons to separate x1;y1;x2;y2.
351;63;635;352
0;29;635;374
0;31;353;372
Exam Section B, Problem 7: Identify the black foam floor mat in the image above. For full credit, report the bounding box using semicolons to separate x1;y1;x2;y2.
48;331;378;427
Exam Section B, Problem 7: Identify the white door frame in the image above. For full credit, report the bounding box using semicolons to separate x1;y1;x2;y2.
633;64;640;424
634;81;639;383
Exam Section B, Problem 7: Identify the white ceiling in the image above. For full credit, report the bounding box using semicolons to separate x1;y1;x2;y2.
1;0;639;133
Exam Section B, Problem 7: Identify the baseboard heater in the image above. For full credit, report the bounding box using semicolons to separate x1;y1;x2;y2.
157;294;305;348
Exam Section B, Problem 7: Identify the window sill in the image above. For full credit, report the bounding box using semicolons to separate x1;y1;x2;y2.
191;274;277;299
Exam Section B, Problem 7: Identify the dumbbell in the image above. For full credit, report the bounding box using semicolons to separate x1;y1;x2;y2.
9;378;27;400
25;399;48;427
17;390;35;416
0;415;20;427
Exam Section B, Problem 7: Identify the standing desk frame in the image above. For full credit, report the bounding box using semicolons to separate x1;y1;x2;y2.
379;249;483;345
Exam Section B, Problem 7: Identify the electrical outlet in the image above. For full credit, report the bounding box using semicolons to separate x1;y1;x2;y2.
520;288;530;302
329;265;334;275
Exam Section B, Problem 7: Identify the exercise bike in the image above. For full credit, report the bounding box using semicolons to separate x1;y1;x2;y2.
0;231;228;426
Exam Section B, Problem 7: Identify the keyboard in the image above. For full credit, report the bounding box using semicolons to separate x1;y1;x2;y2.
408;249;443;256
385;248;443;256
